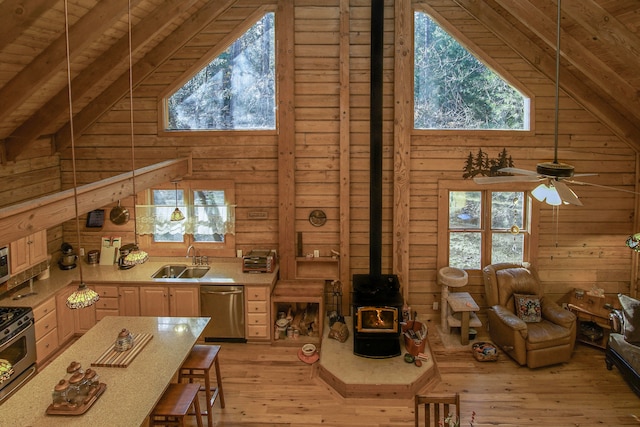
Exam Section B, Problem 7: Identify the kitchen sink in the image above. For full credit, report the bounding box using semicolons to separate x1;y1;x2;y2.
151;264;210;279
178;266;210;278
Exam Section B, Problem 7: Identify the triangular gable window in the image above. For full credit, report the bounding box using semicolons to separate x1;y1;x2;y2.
166;12;275;131
414;12;529;130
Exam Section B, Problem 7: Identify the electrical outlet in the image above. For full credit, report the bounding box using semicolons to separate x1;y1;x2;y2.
80;247;85;256
433;301;439;311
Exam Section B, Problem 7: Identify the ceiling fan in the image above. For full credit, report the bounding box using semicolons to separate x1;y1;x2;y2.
474;0;635;207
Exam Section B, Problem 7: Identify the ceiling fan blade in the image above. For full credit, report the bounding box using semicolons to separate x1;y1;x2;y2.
572;173;598;178
553;180;582;206
474;175;542;184
498;167;539;176
567;179;640;195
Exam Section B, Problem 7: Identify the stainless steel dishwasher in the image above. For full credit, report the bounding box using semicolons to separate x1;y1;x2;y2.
200;285;246;342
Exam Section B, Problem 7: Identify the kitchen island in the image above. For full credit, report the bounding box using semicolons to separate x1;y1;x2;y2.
0;316;209;427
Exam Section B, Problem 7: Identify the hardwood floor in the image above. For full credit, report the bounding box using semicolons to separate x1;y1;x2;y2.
196;333;639;426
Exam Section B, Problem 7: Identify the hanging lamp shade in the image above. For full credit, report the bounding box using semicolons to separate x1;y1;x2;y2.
171;207;185;222
170;180;185;221
123;244;149;266
66;283;100;309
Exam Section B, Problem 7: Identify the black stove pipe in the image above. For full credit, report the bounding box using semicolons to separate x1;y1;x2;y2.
369;0;383;280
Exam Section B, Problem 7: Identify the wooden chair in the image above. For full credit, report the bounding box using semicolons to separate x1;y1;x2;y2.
414;393;460;427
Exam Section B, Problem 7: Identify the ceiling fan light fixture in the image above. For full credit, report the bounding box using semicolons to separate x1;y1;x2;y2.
531;183;562;206
626;233;640;252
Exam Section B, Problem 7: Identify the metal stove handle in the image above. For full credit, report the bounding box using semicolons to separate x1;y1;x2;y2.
1;318;34;347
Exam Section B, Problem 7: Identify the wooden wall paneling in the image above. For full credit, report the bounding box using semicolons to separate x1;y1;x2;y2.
54;0;237;152
0;0;137;129
0;158;190;249
393;0;412;301
6;0;201;162
277;0;296;279
339;0;351;313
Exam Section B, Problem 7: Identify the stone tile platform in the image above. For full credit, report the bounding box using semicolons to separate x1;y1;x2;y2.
315;317;439;398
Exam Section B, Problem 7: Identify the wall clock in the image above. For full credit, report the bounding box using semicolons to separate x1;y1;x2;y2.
309;210;327;227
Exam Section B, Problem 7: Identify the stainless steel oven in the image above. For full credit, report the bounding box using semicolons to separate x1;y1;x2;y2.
0;247;9;284
0;307;36;404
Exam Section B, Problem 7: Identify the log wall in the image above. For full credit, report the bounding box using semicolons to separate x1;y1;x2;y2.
51;0;637;325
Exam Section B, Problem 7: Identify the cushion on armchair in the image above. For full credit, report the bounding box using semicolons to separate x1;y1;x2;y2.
514;294;542;323
619;294;640;344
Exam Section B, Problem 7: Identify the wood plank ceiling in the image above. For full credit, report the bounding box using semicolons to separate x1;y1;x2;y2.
0;0;638;164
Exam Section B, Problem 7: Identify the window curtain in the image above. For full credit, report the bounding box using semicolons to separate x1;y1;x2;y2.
135;204;236;236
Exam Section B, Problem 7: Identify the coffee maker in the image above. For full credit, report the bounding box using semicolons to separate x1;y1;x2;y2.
58;243;77;270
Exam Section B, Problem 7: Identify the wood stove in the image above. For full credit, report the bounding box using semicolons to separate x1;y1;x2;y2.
352;274;403;358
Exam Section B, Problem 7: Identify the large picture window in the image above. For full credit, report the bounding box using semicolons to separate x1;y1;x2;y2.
414;11;529;130
447;190;530;270
164;12;276;131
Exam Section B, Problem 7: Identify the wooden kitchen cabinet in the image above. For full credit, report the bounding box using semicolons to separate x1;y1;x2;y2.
139;285;198;317
56;287;76;346
10;229;47;275
140;286;170;316
169;286;199;317
118;286;140;316
34;297;58;365
94;285;119;321
246;285;271;342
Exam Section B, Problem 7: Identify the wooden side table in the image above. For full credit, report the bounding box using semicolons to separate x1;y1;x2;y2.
447;292;481;345
567;289;619;349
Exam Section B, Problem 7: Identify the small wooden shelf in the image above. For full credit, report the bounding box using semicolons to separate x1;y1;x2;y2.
295;257;339;280
567;289;619;350
271;280;324;346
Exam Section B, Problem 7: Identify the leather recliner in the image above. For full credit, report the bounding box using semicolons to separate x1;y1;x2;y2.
483;263;577;368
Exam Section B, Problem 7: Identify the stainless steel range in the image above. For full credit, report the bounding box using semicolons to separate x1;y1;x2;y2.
0;306;36;404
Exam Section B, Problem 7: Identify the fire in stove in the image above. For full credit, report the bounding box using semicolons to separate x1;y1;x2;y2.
356;306;398;333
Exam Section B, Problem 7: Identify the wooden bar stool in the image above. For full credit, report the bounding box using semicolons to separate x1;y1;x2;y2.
149;383;203;427
178;344;225;427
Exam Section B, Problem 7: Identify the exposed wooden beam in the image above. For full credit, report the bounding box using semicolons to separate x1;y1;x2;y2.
0;157;191;249
393;0;412;300
494;0;640;126
0;0;54;51
452;0;640;153
277;0;296;280
4;0;199;162
562;0;640;71
54;0;238;152
339;0;351;313
0;0;139;125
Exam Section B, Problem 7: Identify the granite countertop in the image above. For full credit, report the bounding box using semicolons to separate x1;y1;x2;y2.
0;257;279;309
0;316;209;427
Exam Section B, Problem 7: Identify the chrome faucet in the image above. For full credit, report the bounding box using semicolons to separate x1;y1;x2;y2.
186;245;197;264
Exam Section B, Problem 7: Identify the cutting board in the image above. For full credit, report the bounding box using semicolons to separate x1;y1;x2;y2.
91;333;153;368
99;237;121;265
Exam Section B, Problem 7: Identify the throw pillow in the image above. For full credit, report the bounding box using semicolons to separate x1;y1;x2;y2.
619;294;640;344
513;293;542;323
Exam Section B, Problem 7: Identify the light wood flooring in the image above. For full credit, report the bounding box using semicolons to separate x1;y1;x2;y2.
199;331;639;427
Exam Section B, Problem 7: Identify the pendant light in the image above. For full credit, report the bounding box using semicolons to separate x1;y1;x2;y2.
122;0;149;267
170;179;185;221
64;0;99;309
